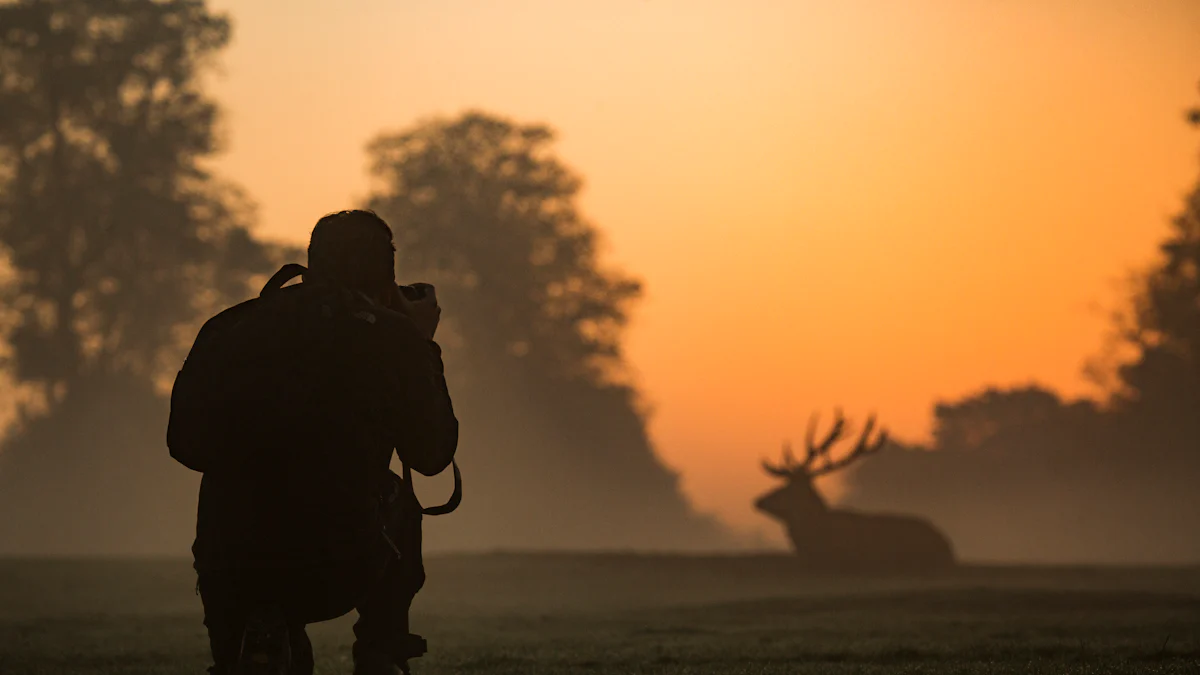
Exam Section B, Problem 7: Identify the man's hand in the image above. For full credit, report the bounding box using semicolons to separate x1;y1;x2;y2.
390;283;441;340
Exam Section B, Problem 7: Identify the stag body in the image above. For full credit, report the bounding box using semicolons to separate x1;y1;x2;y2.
755;411;955;572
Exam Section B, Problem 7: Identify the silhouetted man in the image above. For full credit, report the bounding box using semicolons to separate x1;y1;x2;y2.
167;210;458;675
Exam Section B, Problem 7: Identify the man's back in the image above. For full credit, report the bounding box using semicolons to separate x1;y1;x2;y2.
170;278;456;573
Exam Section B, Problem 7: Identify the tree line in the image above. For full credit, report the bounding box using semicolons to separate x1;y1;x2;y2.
0;0;726;554
846;99;1200;563
0;0;1194;561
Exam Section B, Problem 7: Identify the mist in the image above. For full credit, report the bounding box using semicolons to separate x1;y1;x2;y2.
0;0;1197;569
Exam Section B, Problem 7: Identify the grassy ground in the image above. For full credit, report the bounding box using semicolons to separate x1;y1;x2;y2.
2;554;1199;674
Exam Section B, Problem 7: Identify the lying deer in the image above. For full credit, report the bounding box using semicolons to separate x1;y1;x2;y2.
755;409;956;572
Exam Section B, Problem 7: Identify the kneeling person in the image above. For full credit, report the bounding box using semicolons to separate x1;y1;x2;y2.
167;210;459;675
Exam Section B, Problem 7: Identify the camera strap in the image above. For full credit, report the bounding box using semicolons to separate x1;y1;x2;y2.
402;460;462;516
259;263;308;296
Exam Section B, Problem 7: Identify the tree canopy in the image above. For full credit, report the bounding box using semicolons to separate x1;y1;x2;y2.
0;0;278;394
366;111;642;386
843;92;1200;563
366;111;731;550
0;0;286;554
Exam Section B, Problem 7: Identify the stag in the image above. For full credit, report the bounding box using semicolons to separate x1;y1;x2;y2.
755;409;955;572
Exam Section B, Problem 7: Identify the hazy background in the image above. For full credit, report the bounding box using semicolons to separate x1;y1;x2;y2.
200;0;1200;540
1;0;1198;563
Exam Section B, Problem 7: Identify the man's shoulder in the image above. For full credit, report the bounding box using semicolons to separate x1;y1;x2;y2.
191;297;260;344
196;283;424;353
207;296;260;324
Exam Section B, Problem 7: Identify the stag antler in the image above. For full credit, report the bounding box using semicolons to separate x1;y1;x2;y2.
762;408;889;480
761;440;804;478
807;410;889;477
803;407;847;470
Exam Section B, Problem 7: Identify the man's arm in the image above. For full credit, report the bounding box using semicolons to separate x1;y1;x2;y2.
366;309;459;477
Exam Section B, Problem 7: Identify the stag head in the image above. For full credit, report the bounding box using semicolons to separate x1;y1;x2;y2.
754;408;890;523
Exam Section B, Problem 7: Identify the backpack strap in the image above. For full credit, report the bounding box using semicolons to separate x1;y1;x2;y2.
260;263;308;297
402;460;462;516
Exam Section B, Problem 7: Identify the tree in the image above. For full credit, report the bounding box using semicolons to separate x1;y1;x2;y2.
0;0;287;554
366;112;640;385
1111;94;1200;426
843;386;1122;562
365;111;731;550
844;95;1200;564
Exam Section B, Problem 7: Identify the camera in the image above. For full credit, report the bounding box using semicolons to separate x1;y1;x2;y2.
395;283;433;302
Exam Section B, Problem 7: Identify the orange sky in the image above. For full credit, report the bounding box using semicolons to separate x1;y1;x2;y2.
203;0;1200;542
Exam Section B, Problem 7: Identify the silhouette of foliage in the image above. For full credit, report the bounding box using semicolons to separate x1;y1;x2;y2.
1113;173;1200;423
0;0;278;392
365;111;730;550
0;0;288;554
845;386;1127;563
365;111;642;385
844;98;1200;564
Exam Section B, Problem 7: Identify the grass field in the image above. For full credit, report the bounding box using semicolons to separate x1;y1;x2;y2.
2;553;1199;674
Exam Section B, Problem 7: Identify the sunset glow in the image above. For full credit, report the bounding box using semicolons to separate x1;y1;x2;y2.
204;0;1200;540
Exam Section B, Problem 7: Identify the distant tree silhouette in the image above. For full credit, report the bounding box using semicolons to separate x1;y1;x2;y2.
1111;95;1200;427
845;97;1200;564
365;111;730;550
0;0;287;554
844;386;1130;563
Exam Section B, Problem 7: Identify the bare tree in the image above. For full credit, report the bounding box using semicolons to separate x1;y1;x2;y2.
755;409;956;572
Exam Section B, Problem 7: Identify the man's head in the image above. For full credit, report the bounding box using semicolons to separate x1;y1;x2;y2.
307;209;396;300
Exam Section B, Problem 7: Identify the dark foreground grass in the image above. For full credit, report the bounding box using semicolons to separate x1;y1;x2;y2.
1;555;1199;674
